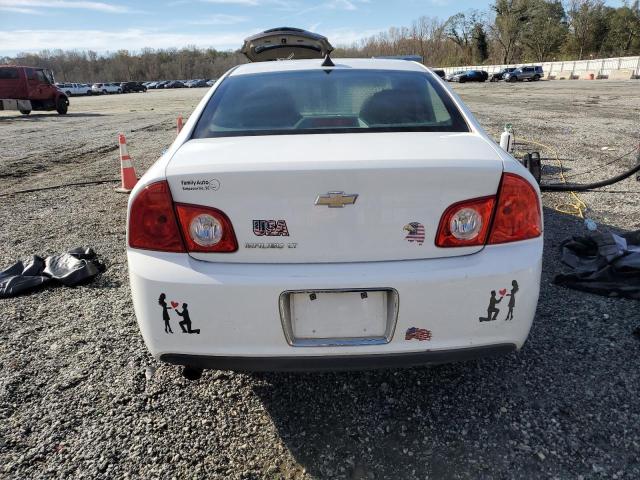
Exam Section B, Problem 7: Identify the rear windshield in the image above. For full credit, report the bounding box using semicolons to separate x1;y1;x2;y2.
192;69;468;138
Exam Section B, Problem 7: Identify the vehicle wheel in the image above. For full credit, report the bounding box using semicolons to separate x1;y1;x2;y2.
118;89;122;94
102;89;107;94
459;77;466;83
87;90;92;95
56;97;69;115
533;74;540;81
19;109;31;115
509;76;517;82
65;90;72;96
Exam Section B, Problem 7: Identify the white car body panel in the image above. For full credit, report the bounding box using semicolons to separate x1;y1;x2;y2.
128;239;541;358
166;132;503;263
126;58;543;370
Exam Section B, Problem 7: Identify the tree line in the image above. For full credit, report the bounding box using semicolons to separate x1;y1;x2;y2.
335;0;640;67
1;0;638;82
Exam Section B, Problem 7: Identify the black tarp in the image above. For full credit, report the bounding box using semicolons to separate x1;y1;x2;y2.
0;248;105;298
554;230;640;300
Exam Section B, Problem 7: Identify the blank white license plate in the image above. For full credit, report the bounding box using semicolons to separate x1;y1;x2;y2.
290;290;387;339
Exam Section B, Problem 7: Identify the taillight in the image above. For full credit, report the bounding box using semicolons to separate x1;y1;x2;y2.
436;173;541;247
128;181;185;252
175;204;238;253
488;173;541;244
435;196;495;247
128;181;239;253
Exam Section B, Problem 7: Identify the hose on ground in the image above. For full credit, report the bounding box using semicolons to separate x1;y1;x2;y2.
539;160;640;192
0;179;120;198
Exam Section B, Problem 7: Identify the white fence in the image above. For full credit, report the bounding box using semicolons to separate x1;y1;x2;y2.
440;55;640;78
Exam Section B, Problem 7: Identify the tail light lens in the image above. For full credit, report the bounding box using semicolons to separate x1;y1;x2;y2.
436;172;541;247
488;173;542;244
128;181;185;252
175;204;238;253
435;196;495;247
129;181;238;253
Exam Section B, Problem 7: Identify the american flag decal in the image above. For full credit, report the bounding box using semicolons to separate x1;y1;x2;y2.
405;327;432;341
403;222;425;245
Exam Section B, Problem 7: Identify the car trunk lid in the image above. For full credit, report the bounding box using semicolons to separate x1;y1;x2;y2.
241;27;333;62
166;132;504;263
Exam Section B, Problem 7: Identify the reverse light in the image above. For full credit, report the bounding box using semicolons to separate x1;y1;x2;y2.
435;196;495;247
128;181;185;252
189;213;223;247
175;204;238;253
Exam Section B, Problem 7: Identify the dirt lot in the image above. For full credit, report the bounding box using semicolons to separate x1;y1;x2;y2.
1;81;639;480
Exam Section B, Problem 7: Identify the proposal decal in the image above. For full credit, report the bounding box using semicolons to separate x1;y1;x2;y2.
478;280;519;322
158;293;201;334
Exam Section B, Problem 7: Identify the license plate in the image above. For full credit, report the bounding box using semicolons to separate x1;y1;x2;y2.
279;289;399;346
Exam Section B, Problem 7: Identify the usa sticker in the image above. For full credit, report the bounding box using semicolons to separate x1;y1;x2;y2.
403;222;425;245
253;220;290;237
405;327;432;341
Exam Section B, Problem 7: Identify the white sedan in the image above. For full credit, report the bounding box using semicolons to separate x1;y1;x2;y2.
91;82;121;94
126;57;543;375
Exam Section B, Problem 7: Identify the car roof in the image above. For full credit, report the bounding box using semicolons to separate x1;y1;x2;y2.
230;58;428;76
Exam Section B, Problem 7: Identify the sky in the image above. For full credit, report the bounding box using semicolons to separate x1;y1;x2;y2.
0;0;626;56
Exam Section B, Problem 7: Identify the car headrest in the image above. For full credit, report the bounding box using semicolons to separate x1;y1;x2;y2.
360;89;434;126
237;86;302;129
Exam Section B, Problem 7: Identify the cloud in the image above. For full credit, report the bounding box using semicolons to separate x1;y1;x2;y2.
0;28;256;55
0;5;40;13
189;14;248;25
323;27;382;46
0;0;130;13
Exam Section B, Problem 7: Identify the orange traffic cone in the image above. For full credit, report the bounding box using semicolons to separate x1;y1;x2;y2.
177;114;183;135
115;133;138;194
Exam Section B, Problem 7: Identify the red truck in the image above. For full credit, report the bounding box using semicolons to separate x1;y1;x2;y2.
0;65;69;115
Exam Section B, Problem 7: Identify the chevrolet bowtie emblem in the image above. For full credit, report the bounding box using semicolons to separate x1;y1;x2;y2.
315;191;358;208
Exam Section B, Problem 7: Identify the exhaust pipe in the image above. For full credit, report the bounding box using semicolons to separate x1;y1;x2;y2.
182;366;203;381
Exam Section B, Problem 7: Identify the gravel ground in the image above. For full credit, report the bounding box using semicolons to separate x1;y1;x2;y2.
1;81;639;480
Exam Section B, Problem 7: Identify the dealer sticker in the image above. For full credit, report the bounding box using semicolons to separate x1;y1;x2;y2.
180;178;220;192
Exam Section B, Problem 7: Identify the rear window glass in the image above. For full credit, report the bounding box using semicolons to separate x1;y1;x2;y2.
192;69;468;138
0;67;19;80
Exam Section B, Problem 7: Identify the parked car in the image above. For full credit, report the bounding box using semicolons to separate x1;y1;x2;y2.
490;67;517;82
165;80;185;88
448;70;487;83
91;82;122;94
187;79;209;88
205;79;217;87
121;81;147;93
0;65;69;114
55;82;91;96
432;69;445;78
155;81;170;89
126;37;542;375
504;66;543;82
445;70;466;81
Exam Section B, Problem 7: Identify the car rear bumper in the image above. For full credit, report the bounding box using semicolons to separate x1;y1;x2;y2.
128;238;542;371
160;344;516;372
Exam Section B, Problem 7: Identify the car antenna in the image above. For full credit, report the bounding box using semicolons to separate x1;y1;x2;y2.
321;52;335;67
